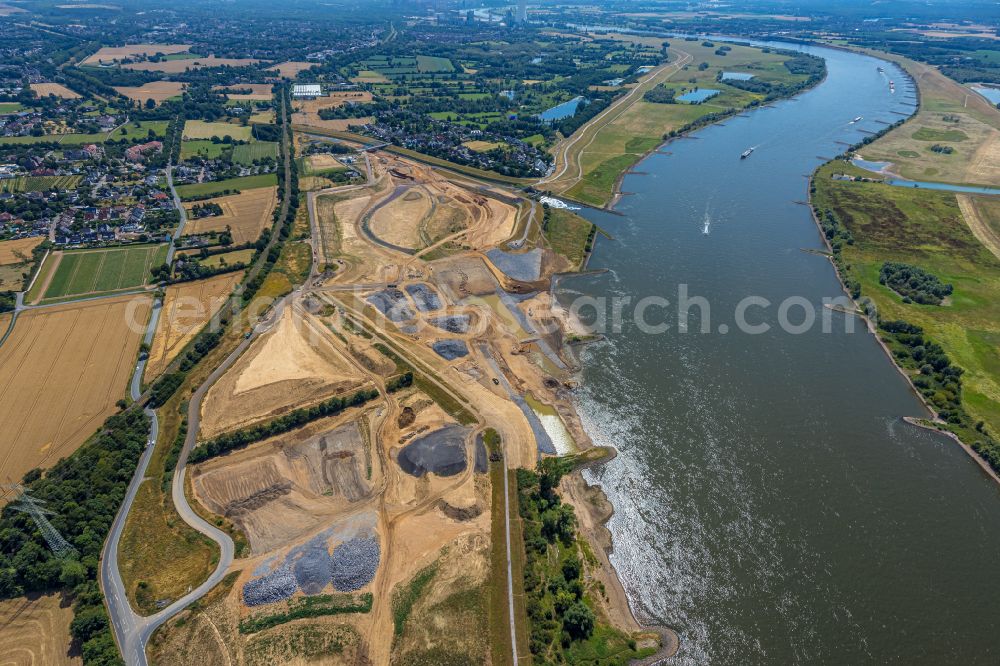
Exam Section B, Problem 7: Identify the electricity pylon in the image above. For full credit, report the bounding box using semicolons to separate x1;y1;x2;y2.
3;484;77;559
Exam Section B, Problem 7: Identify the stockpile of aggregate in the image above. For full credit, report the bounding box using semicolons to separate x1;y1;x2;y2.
367;289;415;322
289;535;334;595
485;248;543;282
405;283;442;311
398;425;469;477
330;536;380;591
428;314;471;334
432;339;469;360
243;564;297;606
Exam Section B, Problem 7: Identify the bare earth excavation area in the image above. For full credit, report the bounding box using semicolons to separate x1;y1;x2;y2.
199;306;367;437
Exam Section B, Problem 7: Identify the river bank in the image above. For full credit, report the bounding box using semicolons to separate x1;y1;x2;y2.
541;38;827;209
559;37;1000;664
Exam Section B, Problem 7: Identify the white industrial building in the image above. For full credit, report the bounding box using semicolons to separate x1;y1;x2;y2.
292;84;322;99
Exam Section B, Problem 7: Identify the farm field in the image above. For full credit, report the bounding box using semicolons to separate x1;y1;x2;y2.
292;94;374;132
0;593;81;665
0;237;43;290
145;272;242;379
113;81;185;105
182;119;253;141
0;174;81;193
0;237;44;264
267;61;317;78
81;43;191;65
213;83;273;101
179;139;228;160
0;102;25;114
115;120;168;140
34;244;166;302
197;248;255;268
0;294;152;484
175;173;278;200
302;153;349;175
122;56;259;73
249;109;275;124
857;53;1000;187
232;141;278;164
30;82;80;99
357;54;455;78
182;186;278;243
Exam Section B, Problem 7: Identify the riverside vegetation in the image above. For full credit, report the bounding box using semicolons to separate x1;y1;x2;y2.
812;159;1000;475
517;457;656;665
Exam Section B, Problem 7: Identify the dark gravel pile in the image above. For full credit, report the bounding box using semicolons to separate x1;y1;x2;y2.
432;339;469;360
486;248;542;282
398;424;469;477
290;536;334;595
429;314;470;334
242;564;297;606
405;283;442;312
330;536;380;592
367;289;415;322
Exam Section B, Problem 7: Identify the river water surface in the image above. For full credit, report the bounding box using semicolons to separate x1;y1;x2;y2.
567;43;1000;664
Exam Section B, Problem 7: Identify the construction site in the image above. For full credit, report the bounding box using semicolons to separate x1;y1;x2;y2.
140;137;645;666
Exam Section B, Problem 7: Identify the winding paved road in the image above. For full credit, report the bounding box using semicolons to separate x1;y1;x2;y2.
100;95;306;664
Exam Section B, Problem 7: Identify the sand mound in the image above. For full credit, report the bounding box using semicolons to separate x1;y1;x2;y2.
200;307;364;437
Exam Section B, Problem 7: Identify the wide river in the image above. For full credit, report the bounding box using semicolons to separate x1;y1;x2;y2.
567;43;1000;664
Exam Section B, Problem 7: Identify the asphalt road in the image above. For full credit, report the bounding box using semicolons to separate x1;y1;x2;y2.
100;295;283;665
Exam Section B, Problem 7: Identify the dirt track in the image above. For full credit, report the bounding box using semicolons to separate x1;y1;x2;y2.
957;194;1000;261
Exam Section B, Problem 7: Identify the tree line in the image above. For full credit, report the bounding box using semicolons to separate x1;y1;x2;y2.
0;408;151;664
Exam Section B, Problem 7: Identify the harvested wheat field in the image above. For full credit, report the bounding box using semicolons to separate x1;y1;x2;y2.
123;56;259;73
81;44;191;65
145;272;242;379
267;61;317;78
291;113;372;133
182;187;277;244
0;237;43;265
292;95;374;132
0;294;151;488
199;306;367;438
113;81;184;105
30;83;80;99
192;417;372;552
0;593;81;666
294;92;372;114
213;83;273;101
